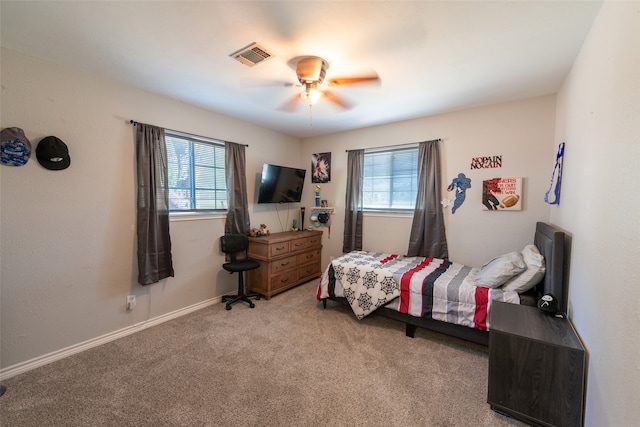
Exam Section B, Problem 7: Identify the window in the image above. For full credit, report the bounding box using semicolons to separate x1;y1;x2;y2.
165;131;227;212
363;145;419;211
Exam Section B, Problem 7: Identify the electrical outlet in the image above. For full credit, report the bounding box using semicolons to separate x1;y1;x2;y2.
126;295;136;311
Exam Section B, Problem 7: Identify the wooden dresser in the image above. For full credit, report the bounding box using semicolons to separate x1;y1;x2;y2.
487;301;586;427
246;230;322;299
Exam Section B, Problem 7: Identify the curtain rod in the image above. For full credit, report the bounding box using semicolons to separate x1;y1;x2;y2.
345;138;441;152
129;120;248;147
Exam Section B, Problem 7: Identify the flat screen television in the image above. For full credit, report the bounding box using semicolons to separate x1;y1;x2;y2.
257;163;306;204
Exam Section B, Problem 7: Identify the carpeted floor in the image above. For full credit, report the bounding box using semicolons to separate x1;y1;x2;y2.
0;280;525;426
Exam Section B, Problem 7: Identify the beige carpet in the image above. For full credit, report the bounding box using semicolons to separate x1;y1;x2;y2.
0;280;525;426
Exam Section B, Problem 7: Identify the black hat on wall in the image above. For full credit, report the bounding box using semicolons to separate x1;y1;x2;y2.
36;136;70;170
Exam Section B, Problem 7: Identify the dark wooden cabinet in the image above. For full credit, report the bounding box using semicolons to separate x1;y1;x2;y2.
246;230;322;299
488;301;586;427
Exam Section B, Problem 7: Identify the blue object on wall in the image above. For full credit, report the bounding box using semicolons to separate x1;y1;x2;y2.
545;142;565;205
447;173;472;214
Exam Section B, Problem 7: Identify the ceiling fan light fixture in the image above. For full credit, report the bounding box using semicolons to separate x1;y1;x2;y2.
301;81;322;105
302;88;322;106
295;56;328;84
279;55;380;112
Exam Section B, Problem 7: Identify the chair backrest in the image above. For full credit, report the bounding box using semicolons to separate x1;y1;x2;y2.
220;234;249;262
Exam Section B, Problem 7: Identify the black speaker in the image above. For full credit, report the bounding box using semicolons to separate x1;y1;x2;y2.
300;207;305;230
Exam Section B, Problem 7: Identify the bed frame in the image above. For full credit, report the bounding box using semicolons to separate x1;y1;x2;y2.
322;222;567;346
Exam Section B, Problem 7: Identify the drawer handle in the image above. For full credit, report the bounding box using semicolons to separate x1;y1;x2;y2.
310;239;318;244
275;246;285;251
280;261;290;266
306;254;314;259
294;242;303;247
280;277;290;283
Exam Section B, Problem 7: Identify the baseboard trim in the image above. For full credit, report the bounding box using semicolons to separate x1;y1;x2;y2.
0;297;220;380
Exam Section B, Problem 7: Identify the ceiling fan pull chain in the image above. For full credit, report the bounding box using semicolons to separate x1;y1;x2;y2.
309;104;313;126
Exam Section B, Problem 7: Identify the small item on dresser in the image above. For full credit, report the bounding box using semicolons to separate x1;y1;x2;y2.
537;294;559;315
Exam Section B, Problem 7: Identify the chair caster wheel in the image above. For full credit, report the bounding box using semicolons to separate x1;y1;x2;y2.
249;302;255;308
226;304;232;310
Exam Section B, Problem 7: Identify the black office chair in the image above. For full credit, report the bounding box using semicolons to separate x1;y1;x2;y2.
220;234;261;310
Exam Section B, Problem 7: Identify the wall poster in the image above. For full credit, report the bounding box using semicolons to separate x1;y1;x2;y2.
311;152;331;183
544;142;565;205
446;173;472;214
482;177;523;211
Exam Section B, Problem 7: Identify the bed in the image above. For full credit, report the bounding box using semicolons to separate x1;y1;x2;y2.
317;222;566;346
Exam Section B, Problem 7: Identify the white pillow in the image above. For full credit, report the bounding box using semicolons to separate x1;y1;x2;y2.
474;251;526;288
502;245;546;293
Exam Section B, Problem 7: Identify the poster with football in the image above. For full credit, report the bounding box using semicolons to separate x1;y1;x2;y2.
482;177;523;211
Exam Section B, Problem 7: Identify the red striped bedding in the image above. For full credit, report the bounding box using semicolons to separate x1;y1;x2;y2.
317;251;520;331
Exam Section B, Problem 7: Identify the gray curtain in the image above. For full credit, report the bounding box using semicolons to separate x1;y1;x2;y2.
135;123;174;285
224;141;250;235
407;140;448;258
343;149;364;253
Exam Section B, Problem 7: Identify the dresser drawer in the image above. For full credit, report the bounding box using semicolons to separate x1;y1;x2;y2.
305;234;322;247
290;237;307;252
271;255;296;275
297;248;320;265
269;240;290;258
298;261;321;281
272;269;298;292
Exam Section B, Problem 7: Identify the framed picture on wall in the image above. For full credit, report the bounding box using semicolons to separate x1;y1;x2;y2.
482;177;523;210
311;152;331;183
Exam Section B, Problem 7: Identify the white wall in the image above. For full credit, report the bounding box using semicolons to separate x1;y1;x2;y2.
0;48;303;372
552;1;640;426
301;95;555;268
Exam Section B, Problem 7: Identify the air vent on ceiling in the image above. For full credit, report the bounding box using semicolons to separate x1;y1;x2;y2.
229;43;274;67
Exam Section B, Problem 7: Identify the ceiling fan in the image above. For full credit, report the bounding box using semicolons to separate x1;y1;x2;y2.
280;56;380;112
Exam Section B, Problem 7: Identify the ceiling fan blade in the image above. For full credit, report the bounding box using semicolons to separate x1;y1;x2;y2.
279;94;303;112
323;90;352;109
243;80;297;89
327;74;380;86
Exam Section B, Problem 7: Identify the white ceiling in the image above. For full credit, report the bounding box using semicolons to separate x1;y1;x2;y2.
1;1;603;139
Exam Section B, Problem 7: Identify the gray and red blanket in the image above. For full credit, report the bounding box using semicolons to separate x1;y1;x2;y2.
317;251;519;330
